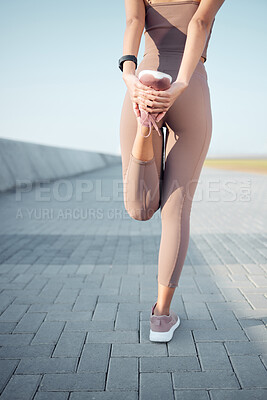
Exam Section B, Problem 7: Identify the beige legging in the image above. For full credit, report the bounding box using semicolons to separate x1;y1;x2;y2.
120;55;212;288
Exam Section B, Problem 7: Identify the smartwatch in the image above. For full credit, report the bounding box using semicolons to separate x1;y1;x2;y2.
118;55;138;72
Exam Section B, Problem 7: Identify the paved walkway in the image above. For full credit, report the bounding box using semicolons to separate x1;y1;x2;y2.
0;162;266;399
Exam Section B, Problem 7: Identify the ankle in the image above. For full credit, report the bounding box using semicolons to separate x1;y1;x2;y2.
137;119;151;137
154;303;170;316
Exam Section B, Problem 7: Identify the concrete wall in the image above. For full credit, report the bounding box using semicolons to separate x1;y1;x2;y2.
0;138;121;192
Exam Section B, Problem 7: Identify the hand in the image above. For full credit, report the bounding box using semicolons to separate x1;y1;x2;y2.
136;80;189;122
123;72;156;118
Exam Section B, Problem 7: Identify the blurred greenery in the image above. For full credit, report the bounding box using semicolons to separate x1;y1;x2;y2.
204;159;267;175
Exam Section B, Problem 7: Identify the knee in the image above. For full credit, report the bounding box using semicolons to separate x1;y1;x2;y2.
126;206;155;221
123;193;159;221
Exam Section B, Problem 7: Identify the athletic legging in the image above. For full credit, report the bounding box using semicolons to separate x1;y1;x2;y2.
119;2;213;288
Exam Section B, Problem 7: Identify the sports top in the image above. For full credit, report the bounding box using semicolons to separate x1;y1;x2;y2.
144;0;215;62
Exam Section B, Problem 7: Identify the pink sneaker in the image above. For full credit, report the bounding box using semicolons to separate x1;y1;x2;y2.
149;302;181;342
138;70;172;138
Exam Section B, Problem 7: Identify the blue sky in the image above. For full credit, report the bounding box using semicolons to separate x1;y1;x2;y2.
0;0;266;157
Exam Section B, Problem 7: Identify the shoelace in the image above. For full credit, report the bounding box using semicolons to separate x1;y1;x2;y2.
139;109;161;138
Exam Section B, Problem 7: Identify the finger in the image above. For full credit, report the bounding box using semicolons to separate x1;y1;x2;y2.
133;102;140;117
135;83;163;98
135;81;155;92
140;105;168;113
138;91;170;102
150;109;168;113
132;102;137;114
133;107;138;118
140;98;169;110
137;88;158;97
137;92;168;104
139;88;171;98
136;82;160;94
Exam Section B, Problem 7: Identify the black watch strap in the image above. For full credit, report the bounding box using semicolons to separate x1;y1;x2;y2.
118;55;138;72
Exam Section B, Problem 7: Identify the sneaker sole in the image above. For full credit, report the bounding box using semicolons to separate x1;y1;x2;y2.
138;70;172;91
138;69;172;83
149;315;181;342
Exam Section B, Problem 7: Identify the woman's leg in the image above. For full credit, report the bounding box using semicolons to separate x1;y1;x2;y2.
155;72;212;313
120;89;164;221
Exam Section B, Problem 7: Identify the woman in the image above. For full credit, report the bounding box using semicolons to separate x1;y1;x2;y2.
119;0;225;342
